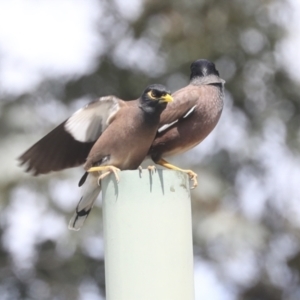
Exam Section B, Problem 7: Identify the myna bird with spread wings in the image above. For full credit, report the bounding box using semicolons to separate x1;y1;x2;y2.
19;84;173;230
148;59;225;188
19;58;224;196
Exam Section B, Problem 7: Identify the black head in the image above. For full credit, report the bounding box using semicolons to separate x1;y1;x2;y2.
140;84;173;114
190;59;219;80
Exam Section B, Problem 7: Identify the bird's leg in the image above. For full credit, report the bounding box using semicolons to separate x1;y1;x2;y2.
87;165;120;185
154;158;198;189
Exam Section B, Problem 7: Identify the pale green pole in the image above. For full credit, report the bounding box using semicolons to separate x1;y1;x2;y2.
101;169;195;300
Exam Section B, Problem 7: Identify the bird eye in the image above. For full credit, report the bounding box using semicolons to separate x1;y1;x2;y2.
150;90;159;98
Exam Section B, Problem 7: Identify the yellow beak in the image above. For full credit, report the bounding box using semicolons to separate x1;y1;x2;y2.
160;94;173;103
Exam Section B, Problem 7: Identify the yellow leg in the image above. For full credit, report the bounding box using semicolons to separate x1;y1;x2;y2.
155;158;198;189
87;165;120;184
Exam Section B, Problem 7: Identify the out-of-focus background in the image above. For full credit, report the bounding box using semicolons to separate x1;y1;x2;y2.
1;0;300;299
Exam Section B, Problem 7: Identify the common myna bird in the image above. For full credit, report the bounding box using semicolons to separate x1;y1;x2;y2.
19;84;173;230
19;59;224;188
148;59;225;188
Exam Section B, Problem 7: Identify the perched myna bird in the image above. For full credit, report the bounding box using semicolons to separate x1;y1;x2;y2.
19;84;173;230
20;59;223;190
148;59;225;188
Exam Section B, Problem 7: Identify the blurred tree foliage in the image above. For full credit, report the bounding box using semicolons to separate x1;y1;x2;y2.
1;0;300;299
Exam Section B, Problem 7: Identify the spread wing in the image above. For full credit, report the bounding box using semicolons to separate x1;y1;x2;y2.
19;96;123;175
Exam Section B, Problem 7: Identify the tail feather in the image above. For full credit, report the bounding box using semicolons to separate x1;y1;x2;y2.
68;174;101;231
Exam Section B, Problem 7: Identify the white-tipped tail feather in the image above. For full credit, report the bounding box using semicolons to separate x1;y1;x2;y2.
68;174;101;231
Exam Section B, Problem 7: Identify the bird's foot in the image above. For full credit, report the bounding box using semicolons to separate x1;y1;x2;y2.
153;158;197;189
138;165;143;177
147;165;156;174
87;165;120;185
185;170;198;189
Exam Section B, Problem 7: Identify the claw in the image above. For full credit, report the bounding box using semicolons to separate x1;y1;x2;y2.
97;171;110;186
186;170;198;189
154;158;198;189
147;165;156;174
138;165;143;177
88;165;120;184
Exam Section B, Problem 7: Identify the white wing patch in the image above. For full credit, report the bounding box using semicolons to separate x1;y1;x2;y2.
182;105;196;118
157;105;196;133
158;120;178;133
65;96;120;142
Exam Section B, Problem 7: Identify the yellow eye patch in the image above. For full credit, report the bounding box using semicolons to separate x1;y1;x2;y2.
147;90;158;100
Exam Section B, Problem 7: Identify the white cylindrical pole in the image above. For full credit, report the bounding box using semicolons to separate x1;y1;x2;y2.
101;169;195;300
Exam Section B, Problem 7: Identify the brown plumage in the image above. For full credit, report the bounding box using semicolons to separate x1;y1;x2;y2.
19;85;172;174
19;59;224;189
19;121;95;175
19;84;173;230
148;59;225;187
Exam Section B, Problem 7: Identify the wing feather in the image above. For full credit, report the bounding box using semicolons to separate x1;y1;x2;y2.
19;96;122;175
65;96;121;142
158;85;199;127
